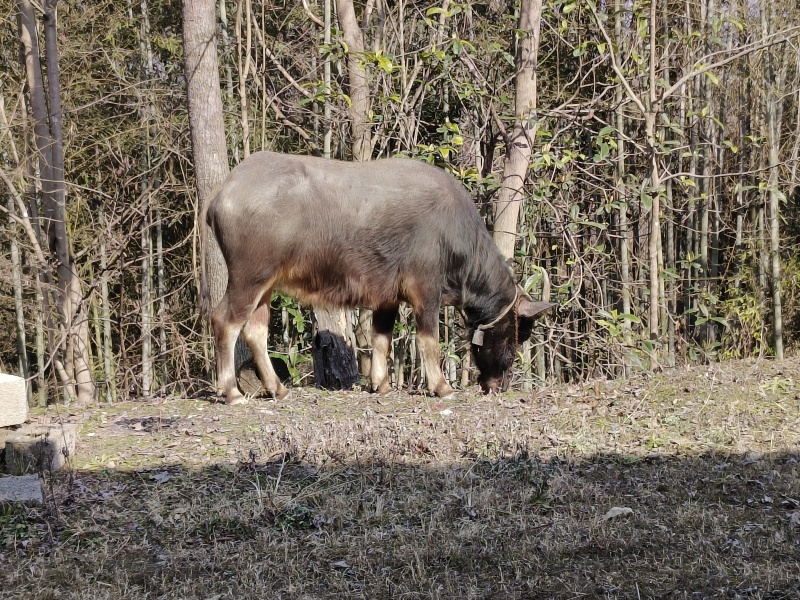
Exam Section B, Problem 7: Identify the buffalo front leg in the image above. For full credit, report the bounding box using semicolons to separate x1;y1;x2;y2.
241;299;289;400
370;305;398;394
414;305;454;398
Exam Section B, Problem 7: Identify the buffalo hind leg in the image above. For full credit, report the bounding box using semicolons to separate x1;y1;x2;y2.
414;305;454;398
370;304;398;394
210;291;253;404
241;298;289;400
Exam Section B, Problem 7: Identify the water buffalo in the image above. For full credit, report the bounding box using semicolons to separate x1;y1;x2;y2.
200;151;553;404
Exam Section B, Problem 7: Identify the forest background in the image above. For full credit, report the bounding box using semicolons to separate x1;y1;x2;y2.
0;0;799;405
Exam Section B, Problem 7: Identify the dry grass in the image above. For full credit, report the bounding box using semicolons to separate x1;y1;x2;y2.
2;358;800;599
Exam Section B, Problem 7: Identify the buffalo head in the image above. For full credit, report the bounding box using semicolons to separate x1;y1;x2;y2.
471;296;555;394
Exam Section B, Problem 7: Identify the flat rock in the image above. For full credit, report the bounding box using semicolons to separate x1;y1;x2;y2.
0;474;42;505
0;373;27;427
3;424;78;475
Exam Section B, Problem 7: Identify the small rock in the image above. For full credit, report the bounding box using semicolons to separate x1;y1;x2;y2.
601;506;634;521
0;373;27;427
0;474;43;505
149;472;170;484
4;424;78;475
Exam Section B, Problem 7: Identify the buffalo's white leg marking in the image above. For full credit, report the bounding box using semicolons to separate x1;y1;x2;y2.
241;302;289;400
370;330;392;393
417;333;454;398
211;297;247;404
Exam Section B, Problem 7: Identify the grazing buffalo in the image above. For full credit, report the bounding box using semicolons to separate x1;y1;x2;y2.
200;151;554;404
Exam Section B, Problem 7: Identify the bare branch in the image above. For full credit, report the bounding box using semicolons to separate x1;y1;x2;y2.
662;25;800;102
586;1;647;115
0;165;48;266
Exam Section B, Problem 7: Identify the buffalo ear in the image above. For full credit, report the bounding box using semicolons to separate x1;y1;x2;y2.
517;296;556;320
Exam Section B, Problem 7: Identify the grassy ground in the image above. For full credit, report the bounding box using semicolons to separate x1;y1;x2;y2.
1;358;799;599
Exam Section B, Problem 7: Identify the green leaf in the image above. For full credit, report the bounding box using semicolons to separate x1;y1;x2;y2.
711;316;729;328
578;220;608;230
376;53;394;73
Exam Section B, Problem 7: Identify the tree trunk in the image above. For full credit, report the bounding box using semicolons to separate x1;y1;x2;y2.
18;0;95;403
7;196;31;402
138;0;157;396
183;0;232;378
309;0;371;388
615;0;631;358
645;0;661;350
492;0;543;260
336;0;371;162
323;0;332;156
100;231;116;402
156;207;167;388
235;0;252;159
219;0;239;163
761;0;784;359
141;198;153;396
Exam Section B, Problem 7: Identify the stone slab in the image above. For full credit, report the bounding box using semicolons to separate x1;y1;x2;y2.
0;474;42;505
0;373;27;428
3;424;78;475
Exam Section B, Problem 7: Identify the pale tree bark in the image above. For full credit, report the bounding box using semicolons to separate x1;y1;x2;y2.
310;0;371;387
614;0;631;350
698;0;711;345
336;0;371;162
7;196;31;402
0;93;32;401
18;0;65;396
492;0;543;260
22;97;47;406
644;0;662;348
140;192;153;396
235;0;252;158
45;1;94;402
183;0;231;359
761;0;785;359
156;207;167;387
18;0;95;403
323;0;332;157
219;0;239;163
137;0;158;396
661;0;674;366
99;229;116;402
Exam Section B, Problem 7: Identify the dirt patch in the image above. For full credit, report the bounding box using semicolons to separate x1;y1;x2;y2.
113;416;185;433
1;358;799;599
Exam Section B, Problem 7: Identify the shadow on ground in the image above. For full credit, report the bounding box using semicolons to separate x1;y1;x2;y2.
2;451;799;598
2;359;800;599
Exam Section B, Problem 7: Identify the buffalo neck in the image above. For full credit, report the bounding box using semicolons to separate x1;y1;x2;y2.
456;233;518;328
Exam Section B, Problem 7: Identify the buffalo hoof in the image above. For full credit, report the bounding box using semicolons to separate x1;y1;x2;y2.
434;383;456;399
374;382;392;394
225;390;248;405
